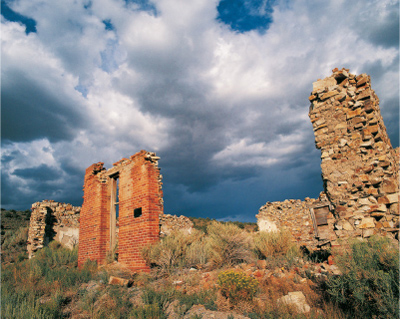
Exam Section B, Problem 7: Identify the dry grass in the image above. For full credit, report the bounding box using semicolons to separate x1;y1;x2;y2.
207;221;256;268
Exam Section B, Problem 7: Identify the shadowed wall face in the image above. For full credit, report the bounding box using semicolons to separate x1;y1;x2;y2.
78;150;163;271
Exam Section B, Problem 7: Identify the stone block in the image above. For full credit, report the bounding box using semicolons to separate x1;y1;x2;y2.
108;276;130;287
358;217;375;229
378;193;399;204
380;180;397;194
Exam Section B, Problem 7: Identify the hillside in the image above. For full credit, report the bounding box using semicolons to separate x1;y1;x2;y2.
1;209;398;318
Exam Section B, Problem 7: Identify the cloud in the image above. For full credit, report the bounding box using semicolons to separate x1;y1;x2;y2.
1;0;398;220
1;22;87;143
13;164;61;181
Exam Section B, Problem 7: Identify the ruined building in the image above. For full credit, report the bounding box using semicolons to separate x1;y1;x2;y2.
258;68;399;247
27;200;80;258
27;150;193;269
28;68;398;265
77;150;163;271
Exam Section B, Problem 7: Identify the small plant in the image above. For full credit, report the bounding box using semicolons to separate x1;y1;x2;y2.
217;270;258;303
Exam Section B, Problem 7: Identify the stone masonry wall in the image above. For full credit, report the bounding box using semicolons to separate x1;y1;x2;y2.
78;150;163;271
27;200;80;258
256;193;333;249
159;214;193;237
308;68;399;242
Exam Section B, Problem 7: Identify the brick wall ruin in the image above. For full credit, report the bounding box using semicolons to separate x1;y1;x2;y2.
27;200;80;258
257;68;399;247
77;150;163;271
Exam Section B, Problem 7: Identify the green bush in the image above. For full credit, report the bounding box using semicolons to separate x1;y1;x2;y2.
217;270;258;302
207;221;255;268
326;236;399;318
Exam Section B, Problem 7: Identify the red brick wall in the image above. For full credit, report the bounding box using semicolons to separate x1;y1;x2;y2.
78;163;110;267
78;151;163;271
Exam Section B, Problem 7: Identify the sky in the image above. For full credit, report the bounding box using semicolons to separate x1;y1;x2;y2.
1;0;399;222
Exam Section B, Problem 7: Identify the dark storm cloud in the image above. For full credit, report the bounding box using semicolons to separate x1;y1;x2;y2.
1;70;84;143
13;164;61;181
2;161;84;210
364;7;399;48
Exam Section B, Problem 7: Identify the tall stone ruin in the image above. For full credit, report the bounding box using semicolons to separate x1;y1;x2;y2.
258;68;398;248
308;68;399;243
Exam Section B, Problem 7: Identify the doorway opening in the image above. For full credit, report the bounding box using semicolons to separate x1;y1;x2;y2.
110;173;119;261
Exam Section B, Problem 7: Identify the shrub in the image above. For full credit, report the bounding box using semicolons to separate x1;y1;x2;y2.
253;229;297;258
217;270;258;303
2;226;28;250
207;221;255;268
325;236;399;318
142;230;205;273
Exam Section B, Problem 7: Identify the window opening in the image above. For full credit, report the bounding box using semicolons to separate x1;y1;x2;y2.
134;207;142;218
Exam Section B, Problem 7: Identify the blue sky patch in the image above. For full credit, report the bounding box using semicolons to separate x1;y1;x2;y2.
74;84;88;98
217;0;275;33
124;0;157;15
1;0;37;34
103;19;115;31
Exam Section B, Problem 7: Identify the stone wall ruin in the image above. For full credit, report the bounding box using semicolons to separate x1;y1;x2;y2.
27;200;80;258
309;68;399;243
257;193;334;249
258;68;399;248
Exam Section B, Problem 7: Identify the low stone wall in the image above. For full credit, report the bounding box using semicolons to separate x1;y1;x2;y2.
257;193;334;249
159;213;193;237
27;200;80;258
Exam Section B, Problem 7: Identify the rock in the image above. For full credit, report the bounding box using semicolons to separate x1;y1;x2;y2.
363;229;375;238
342;220;354;231
329;265;342;276
108;276;130;287
380;180;397;194
277;291;311;314
257;260;267;269
358;218;375;229
378;193;399;205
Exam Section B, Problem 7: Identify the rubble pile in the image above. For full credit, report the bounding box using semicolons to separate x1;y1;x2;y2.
159;213;194;236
